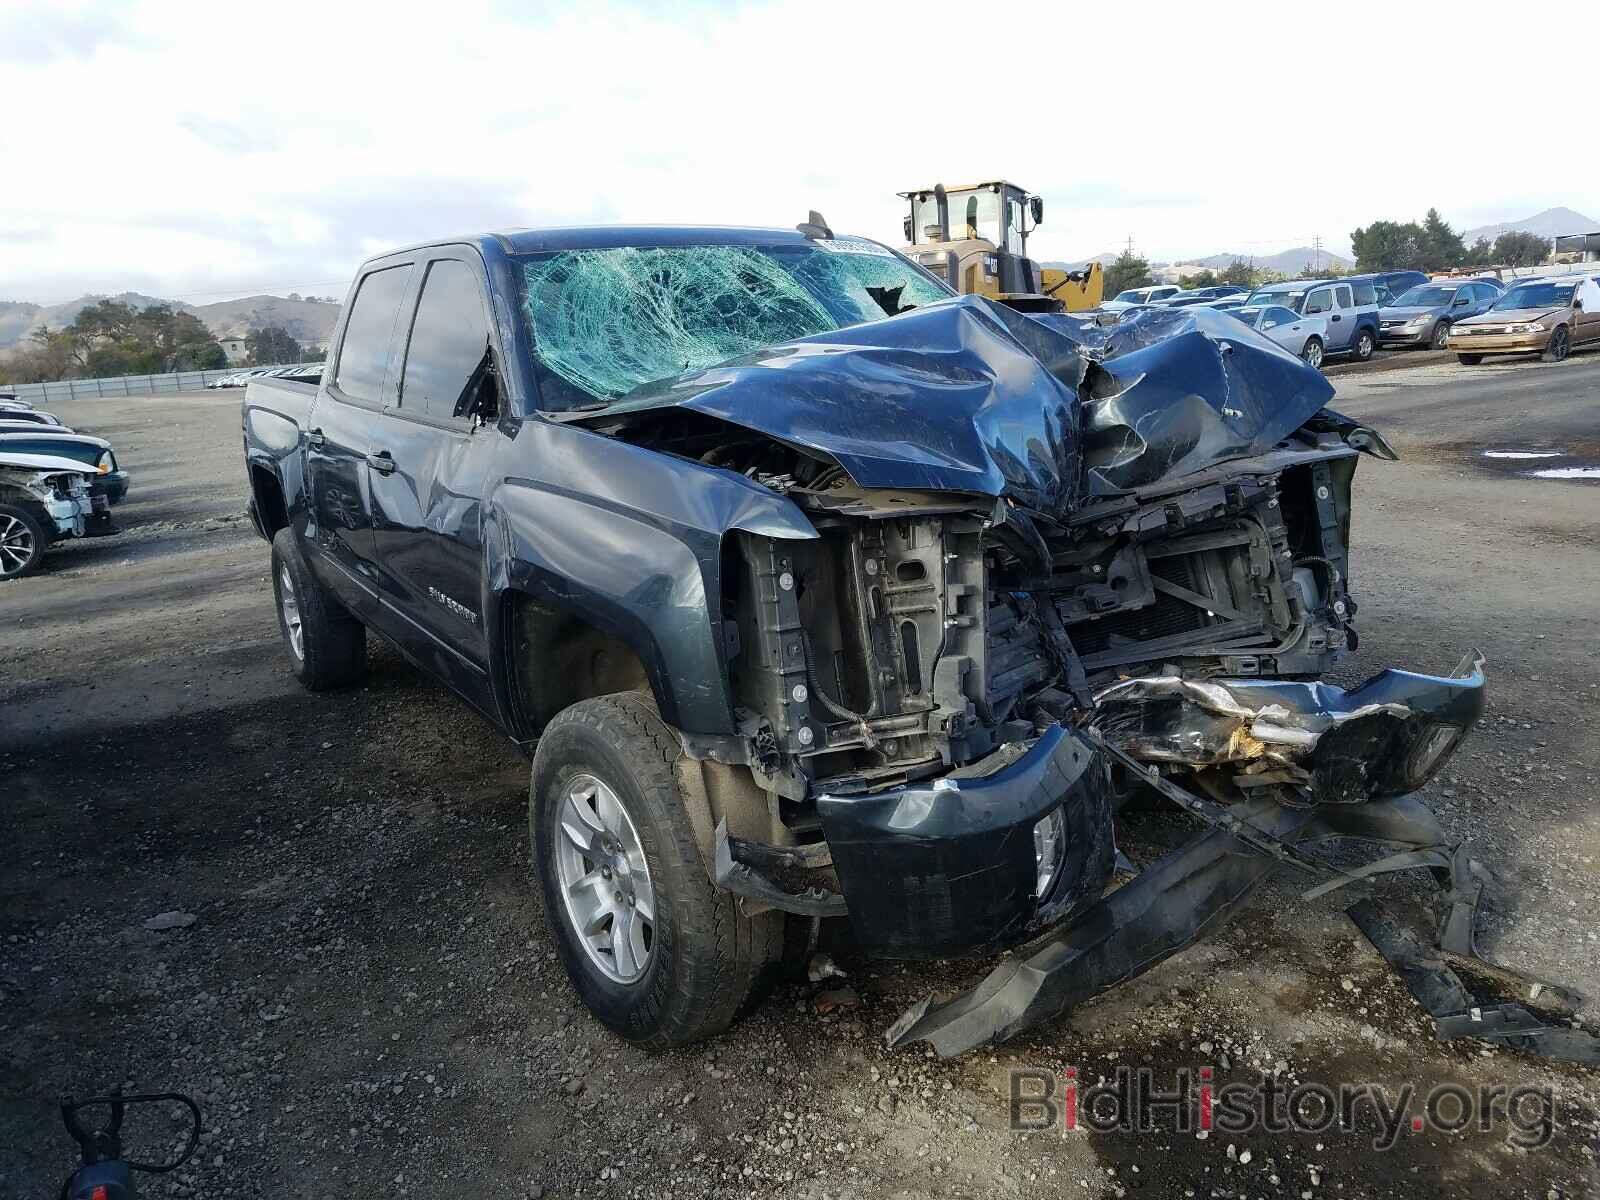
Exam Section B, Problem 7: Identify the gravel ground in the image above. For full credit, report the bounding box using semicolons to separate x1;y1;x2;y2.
3;355;1598;1198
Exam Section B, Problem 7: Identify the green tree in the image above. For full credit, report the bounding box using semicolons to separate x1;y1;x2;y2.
1350;220;1426;272
1420;208;1466;271
1103;251;1154;297
247;325;305;365
1220;258;1259;287
1179;268;1220;289
1461;237;1495;267
1492;231;1549;267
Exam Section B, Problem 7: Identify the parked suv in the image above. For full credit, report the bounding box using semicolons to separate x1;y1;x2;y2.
1243;278;1381;361
1379;280;1501;349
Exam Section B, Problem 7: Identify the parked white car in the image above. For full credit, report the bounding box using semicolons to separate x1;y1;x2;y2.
1100;284;1183;312
1229;305;1330;369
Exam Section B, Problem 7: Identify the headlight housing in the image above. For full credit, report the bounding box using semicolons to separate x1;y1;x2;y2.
1505;322;1545;334
1033;808;1066;901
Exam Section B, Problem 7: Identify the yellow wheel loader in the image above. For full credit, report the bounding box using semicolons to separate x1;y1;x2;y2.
897;181;1102;313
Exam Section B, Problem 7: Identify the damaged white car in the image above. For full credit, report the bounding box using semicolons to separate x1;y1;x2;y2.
0;449;96;579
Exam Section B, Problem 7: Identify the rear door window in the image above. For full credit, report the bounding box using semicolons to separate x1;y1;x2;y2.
1351;281;1377;306
1336;285;1353;309
334;265;414;405
398;259;491;423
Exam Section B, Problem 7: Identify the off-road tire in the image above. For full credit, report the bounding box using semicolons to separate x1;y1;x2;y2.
269;526;366;690
1543;326;1570;363
531;693;782;1047
1352;327;1376;362
1456;353;1484;365
0;502;49;580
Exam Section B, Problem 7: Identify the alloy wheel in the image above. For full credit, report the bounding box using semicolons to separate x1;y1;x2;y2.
0;514;37;578
554;773;656;983
1550;328;1569;361
1302;340;1324;369
1432;322;1450;349
278;565;304;659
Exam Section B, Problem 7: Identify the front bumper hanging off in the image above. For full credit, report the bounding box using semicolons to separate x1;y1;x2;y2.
887;653;1597;1062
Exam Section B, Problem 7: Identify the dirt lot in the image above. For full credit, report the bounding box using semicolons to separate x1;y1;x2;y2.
3;355;1598;1198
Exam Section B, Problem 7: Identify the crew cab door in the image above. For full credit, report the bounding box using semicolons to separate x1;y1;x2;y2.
304;261;414;614
365;250;501;700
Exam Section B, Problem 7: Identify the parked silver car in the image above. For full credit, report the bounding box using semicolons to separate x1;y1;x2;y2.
1242;278;1381;361
1228;305;1329;368
1379;280;1501;349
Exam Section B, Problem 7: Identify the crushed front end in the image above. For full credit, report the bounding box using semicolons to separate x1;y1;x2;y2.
575;297;1563;1057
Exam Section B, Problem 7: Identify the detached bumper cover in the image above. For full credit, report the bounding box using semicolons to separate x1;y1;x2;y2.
816;724;1113;960
1091;654;1485;802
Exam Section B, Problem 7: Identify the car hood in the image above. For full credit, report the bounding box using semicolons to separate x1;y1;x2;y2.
1455;308;1559;326
0;431;110;451
572;295;1336;515
0;451;92;475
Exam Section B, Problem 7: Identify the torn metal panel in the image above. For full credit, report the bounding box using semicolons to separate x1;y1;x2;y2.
1090;653;1485;802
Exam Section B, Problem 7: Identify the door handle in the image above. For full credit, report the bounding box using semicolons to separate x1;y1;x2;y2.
1330;314;1342;322
366;450;398;475
306;427;325;449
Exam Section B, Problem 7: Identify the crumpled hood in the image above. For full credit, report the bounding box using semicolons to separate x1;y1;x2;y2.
579;295;1336;514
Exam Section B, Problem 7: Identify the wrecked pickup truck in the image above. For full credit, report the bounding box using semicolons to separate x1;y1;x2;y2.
243;225;1588;1060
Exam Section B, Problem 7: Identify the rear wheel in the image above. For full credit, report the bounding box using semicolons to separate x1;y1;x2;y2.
1300;336;1325;370
1352;327;1376;362
269;527;366;689
1431;321;1451;349
1543;326;1570;363
0;503;47;581
531;693;781;1047
1456;353;1484;365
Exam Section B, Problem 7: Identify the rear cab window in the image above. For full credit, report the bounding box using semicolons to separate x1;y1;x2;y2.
333;265;414;405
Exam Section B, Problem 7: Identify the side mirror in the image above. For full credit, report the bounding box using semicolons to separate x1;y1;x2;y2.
1029;196;1044;225
1575;299;1584;311
902;215;913;243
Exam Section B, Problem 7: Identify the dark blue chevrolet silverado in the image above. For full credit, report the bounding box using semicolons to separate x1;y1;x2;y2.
243;224;1491;1055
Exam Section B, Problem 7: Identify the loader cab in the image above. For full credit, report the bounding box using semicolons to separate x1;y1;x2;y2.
897;180;1102;313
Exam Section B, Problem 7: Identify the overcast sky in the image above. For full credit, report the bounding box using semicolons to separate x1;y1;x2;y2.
2;0;1594;305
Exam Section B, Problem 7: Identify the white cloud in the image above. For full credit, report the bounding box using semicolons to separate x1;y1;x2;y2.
1;0;1593;302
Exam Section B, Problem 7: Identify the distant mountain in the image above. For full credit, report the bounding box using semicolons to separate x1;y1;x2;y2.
188;295;341;347
1461;206;1597;245
1047;245;1352;277
0;290;341;353
1179;247;1353;275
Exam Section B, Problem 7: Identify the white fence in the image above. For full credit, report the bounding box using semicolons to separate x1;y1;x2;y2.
2;363;315;405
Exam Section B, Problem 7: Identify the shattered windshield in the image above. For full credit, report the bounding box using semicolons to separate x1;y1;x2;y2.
518;240;951;407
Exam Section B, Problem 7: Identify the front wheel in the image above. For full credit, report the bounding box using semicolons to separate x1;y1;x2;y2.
1431;321;1451;349
531;693;781;1047
1457;353;1484;365
1543;326;1570;363
1300;336;1325;370
1352;327;1376;362
0;503;48;580
269;527;367;690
